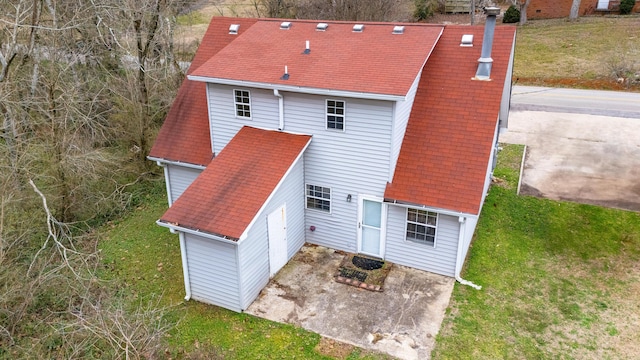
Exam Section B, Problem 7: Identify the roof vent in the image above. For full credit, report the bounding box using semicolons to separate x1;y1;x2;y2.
229;24;240;35
280;21;291;30
353;24;364;32
316;23;329;31
392;25;405;34
460;34;474;47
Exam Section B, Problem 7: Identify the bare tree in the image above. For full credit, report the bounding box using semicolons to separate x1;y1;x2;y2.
519;0;532;25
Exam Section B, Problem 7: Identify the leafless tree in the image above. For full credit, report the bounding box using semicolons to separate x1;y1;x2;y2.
569;0;582;20
518;0;532;25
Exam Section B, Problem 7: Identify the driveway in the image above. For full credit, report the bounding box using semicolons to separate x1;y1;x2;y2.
246;245;454;360
502;86;640;211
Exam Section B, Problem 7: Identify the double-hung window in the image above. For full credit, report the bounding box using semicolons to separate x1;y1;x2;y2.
234;89;251;118
406;208;437;246
326;100;345;130
306;184;331;212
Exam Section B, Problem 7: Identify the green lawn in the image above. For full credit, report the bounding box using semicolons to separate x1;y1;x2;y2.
98;183;387;360
432;145;640;359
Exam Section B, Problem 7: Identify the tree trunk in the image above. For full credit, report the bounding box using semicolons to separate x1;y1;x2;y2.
519;0;532;25
569;0;581;20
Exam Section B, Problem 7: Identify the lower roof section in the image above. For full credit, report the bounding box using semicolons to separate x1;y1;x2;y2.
159;126;311;240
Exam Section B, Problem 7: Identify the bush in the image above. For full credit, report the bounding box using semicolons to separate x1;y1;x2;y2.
414;0;436;21
620;0;636;14
503;5;520;23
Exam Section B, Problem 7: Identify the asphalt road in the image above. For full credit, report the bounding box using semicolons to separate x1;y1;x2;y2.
511;85;640;119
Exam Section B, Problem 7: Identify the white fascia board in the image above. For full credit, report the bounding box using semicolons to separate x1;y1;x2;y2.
187;75;407;102
156;220;239;245
237;136;312;242
147;156;207;170
383;199;478;219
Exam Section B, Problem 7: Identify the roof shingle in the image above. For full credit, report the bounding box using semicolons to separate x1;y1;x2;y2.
384;25;516;214
159;126;311;240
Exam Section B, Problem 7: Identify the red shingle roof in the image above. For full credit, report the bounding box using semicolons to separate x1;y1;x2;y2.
159;126;311;240
149;17;258;165
384;25;516;214
190;20;443;97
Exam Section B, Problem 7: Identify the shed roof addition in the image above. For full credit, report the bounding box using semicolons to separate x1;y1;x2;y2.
159;126;311;240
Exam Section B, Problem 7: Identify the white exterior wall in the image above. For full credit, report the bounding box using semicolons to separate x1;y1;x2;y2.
237;158;306;310
384;205;459;276
389;72;422;180
166;165;202;204
183;233;241;312
207;84;394;253
499;35;516;131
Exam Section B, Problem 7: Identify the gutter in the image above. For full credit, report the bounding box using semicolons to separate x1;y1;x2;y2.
274;89;284;130
455;216;482;290
147;156;207;170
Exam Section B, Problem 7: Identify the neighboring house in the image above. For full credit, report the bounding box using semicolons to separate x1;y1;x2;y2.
148;15;516;312
526;0;640;19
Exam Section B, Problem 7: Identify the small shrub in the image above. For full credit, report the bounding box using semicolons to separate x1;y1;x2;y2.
414;0;436;21
620;0;636;14
503;5;520;23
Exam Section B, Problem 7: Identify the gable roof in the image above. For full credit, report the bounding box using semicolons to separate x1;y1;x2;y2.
189;19;443;97
148;17;258;166
159;126;311;240
384;25;516;214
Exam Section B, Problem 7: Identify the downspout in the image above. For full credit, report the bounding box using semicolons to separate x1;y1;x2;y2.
274;89;284;131
157;161;173;207
455;216;482;290
178;232;192;300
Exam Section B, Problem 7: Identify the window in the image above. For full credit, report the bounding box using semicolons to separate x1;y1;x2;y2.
306;184;331;212
326;100;345;130
234;90;251;118
406;208;437;246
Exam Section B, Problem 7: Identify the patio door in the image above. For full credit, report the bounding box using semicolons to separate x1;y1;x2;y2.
357;195;386;258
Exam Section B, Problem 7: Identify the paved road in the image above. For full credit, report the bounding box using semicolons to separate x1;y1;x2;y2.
511;85;640;118
502;86;640;212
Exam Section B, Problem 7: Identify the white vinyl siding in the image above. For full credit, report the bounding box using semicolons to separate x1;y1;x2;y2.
237;158;306;309
184;233;241;311
167;165;202;203
207;85;394;253
208;84;280;154
390;71;421;180
385;205;459;276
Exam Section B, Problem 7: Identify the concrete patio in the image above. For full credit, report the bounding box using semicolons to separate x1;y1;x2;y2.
246;244;455;360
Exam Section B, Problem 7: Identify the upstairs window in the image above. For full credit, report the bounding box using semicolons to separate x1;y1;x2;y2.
326;100;345;131
306;184;331;212
234;89;251;118
406;208;438;247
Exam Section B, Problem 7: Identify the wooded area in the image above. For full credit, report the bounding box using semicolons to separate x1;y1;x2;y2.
0;0;191;357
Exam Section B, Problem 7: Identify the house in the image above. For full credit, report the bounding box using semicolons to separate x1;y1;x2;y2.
148;12;516;312
525;0;640;19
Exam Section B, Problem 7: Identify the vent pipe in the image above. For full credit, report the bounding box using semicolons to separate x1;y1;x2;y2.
474;7;501;81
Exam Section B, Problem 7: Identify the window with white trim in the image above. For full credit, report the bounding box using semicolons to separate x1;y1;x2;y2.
234;89;251;118
406;208;437;246
326;100;345;130
306;184;331;212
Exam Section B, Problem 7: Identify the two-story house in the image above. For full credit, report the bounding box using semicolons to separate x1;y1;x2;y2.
149;15;516;312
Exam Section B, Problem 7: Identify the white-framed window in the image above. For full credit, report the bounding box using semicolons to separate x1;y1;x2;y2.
234;89;251;118
326;99;345;131
406;208;438;247
306;184;331;212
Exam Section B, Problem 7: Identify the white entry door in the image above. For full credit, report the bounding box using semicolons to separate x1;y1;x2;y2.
267;204;288;277
357;195;386;258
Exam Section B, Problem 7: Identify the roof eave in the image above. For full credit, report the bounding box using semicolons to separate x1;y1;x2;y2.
383;197;479;218
187;75;407;101
156;220;240;244
147;156;208;170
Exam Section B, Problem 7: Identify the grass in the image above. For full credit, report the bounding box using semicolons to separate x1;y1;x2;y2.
432;144;640;359
98;183;388;359
514;16;640;89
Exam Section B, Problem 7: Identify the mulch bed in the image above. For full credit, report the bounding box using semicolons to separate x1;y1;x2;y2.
334;253;392;292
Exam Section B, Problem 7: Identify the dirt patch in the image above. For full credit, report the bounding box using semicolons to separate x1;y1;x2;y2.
315;337;357;359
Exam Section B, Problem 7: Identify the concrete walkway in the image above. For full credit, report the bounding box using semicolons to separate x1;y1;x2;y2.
501;110;640;211
246;245;454;360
